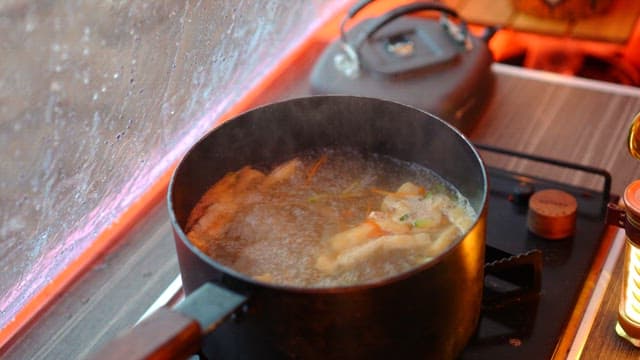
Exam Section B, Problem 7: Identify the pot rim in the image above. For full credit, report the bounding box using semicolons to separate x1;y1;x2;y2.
167;95;489;294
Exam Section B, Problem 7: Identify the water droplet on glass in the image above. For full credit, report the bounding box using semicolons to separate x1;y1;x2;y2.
50;82;62;92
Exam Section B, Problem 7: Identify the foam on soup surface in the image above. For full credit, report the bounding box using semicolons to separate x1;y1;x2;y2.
186;148;476;287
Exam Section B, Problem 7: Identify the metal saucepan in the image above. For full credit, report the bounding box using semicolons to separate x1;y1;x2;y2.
91;96;488;359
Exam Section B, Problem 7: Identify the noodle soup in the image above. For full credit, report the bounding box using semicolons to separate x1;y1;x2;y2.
186;148;475;287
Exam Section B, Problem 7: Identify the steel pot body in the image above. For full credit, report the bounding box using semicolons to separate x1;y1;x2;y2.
169;95;488;359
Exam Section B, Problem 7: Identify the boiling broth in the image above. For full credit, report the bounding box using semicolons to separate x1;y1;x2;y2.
186;148;476;287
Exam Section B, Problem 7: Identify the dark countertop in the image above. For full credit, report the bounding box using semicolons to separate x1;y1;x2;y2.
4;55;640;359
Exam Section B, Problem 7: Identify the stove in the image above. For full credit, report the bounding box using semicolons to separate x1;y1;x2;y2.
139;145;614;359
461;144;613;359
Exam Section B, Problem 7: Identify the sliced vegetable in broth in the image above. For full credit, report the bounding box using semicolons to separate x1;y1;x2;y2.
186;148;476;287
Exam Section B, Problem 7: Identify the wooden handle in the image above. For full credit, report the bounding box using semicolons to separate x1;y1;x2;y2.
88;283;248;360
88;307;202;360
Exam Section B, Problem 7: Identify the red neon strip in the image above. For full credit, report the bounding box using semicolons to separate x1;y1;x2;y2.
0;167;174;351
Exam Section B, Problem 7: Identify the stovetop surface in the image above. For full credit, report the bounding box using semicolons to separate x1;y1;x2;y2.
461;147;612;359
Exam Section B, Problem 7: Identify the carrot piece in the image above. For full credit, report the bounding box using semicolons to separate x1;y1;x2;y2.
370;188;396;197
341;209;354;219
364;219;386;238
306;154;328;183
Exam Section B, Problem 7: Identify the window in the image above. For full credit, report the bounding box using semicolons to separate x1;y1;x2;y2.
0;0;346;343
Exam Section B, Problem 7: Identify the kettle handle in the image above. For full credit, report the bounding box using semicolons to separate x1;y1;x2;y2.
340;2;465;47
336;1;468;77
87;283;248;360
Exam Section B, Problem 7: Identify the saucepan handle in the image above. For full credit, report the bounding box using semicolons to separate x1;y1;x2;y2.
88;283;248;360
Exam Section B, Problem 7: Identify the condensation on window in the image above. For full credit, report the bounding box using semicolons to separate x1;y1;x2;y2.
0;0;346;331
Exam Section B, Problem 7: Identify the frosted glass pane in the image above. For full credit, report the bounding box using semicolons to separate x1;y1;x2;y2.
0;0;345;331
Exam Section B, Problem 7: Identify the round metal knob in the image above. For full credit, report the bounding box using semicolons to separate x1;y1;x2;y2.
527;189;578;240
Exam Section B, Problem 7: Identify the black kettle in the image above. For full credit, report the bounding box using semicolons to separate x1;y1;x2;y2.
310;1;495;134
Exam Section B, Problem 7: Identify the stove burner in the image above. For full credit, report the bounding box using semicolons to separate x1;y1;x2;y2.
483;246;543;308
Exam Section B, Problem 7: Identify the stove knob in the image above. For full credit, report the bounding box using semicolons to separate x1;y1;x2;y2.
527;189;577;240
510;181;535;206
